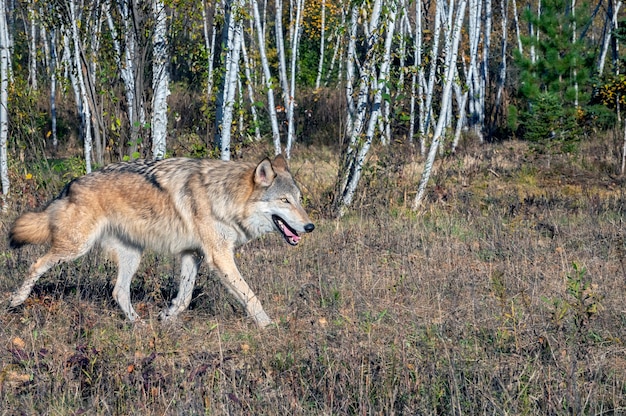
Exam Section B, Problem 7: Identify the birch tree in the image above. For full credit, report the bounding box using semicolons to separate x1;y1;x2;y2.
151;0;169;160
285;0;304;158
334;0;398;217
26;0;38;91
408;0;421;145
596;0;622;76
241;39;262;141
251;0;282;154
275;0;290;111
421;0;443;144
413;0;467;210
202;0;219;101
65;0;93;173
215;0;244;160
494;0;509;112
0;0;9;201
314;0;326;89
49;25;59;149
105;0;147;160
466;0;482;137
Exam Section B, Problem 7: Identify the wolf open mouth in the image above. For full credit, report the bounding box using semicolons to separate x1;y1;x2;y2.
272;215;301;246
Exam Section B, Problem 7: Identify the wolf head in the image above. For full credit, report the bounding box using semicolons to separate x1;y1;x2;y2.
248;155;315;245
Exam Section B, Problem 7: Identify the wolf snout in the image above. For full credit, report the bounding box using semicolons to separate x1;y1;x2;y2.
304;223;315;233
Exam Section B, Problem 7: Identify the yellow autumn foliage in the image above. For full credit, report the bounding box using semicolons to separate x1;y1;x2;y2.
301;0;343;39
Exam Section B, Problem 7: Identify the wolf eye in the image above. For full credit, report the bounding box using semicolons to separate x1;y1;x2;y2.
281;197;290;204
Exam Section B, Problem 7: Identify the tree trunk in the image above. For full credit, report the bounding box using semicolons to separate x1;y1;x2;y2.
413;0;467;210
422;0;443;141
314;0;325;89
622;118;626;175
275;0;290;111
27;0;37;90
202;0;218;101
68;0;93;173
512;0;523;53
495;0;508;112
285;0;304;159
344;5;359;139
151;0;169;160
335;0;396;217
49;26;58;149
251;0;282;154
0;0;10;201
596;0;622;76
216;0;244;160
241;39;262;141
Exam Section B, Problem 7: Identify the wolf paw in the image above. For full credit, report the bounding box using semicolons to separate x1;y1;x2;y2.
254;311;274;329
158;309;178;322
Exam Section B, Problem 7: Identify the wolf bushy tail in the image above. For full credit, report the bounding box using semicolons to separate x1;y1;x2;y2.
9;211;51;248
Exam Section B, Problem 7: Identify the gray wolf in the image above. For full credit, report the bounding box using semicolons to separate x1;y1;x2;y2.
9;155;314;327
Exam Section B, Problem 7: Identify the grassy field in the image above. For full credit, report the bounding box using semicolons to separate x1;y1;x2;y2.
1;139;625;415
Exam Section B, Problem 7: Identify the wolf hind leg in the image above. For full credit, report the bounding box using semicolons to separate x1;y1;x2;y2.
10;244;93;307
159;252;201;321
107;239;143;322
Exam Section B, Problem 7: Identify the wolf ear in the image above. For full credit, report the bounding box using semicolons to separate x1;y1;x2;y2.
272;154;289;172
254;158;276;187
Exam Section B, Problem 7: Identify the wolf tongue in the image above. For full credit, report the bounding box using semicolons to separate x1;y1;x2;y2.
282;224;300;242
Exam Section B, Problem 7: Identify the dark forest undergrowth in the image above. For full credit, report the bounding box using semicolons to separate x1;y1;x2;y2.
1;138;625;415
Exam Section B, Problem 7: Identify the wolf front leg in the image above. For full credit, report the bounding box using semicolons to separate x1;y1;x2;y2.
211;248;273;328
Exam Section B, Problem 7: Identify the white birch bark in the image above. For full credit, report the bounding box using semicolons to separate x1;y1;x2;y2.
285;0;304;159
512;0;523;53
530;0;540;64
105;0;144;158
622;120;626;174
441;0;455;133
422;0;443;139
451;84;468;151
413;0;467;210
202;0;218;99
27;0;37;90
63;29;81;124
325;4;345;86
49;26;58;149
275;0;290;110
495;0;508;110
337;1;379;207
344;5;359;138
335;0;393;217
0;0;10;200
366;4;397;147
88;3;104;165
250;0;282;154
481;0;491;138
238;76;245;138
217;0;244;160
597;0;622;76
467;0;482;140
314;0;326;89
414;0;425;152
151;0;169;160
572;0;578;107
40;12;49;74
339;3;397;214
68;0;93;173
408;9;418;144
241;39;262;141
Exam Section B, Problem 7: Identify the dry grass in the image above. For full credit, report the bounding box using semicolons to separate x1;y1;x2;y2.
1;139;625;415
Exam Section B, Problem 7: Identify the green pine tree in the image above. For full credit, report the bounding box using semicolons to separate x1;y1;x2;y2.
513;0;595;145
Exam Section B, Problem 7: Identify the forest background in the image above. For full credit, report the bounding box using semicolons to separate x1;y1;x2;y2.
0;0;626;414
